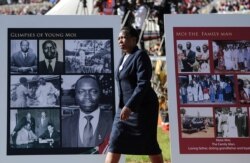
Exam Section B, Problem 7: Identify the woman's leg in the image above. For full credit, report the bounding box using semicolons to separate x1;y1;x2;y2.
149;153;164;163
105;152;121;163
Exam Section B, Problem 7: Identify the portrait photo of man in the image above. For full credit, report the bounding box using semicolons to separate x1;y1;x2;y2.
39;40;64;74
10;40;37;74
61;75;114;153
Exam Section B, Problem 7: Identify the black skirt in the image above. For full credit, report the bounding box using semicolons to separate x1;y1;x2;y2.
108;100;162;155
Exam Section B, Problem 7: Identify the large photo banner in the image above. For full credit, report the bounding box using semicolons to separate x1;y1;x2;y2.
0;16;122;163
165;15;250;163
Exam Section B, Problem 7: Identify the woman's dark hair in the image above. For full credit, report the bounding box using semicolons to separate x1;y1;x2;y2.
121;26;139;43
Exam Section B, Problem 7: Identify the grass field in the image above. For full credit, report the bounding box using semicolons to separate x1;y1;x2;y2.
126;126;171;163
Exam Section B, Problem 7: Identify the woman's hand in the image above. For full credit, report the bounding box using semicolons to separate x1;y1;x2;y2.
120;106;132;121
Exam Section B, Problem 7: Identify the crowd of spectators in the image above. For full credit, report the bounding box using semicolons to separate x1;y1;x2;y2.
175;0;213;14
217;0;250;13
0;0;58;15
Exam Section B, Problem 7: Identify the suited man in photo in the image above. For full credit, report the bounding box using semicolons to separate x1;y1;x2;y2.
181;41;196;72
235;107;247;137
11;40;37;74
39;40;63;74
39;123;60;148
62;76;113;153
36;111;50;137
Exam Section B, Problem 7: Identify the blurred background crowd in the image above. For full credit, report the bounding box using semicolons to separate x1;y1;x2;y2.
0;0;58;15
1;0;249;15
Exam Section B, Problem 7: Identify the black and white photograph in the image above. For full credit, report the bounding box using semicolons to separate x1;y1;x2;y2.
179;74;236;104
10;75;60;108
176;40;210;73
10;40;37;74
61;75;114;153
9;109;60;149
213;40;250;73
215;107;249;138
39;40;64;74
65;40;112;74
237;75;250;104
180;107;214;138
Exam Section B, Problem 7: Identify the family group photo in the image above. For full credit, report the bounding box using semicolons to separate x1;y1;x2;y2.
179;74;236;104
176;40;210;73
213;40;250;73
215;107;249;138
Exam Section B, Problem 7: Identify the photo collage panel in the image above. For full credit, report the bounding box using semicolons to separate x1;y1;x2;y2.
174;27;250;154
7;28;115;155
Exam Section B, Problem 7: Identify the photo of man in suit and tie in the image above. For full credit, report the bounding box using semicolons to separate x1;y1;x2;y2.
61;75;113;153
39;123;60;148
36;111;50;137
181;41;196;72
11;40;37;74
39;40;64;74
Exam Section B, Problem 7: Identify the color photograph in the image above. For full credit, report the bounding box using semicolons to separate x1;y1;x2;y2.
176;40;210;73
237;75;250;104
213;40;250;73
179;74;236;104
215;107;248;138
181;107;214;138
